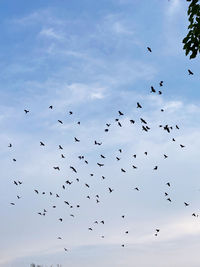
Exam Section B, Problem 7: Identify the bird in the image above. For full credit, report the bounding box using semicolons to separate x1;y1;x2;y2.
109;188;114;193
154;166;158;170
13;158;16;162
188;69;193;75
119;149;122;153
69;111;73;115
59;145;63;149
14;181;18;186
133;154;136;158
85;183;90;188
121;168;126;173
159;81;163;87
100;154;106;159
144;151;148;155
118;111;124;116
40;142;45;146
184;202;189;206
130;119;135;124
8;143;12;147
106;123;111;127
164;154;168;159
140;118;147;124
59;218;63;222
49;105;53;109
165;192;168;196
134;187;139;191
180;144;185;148
137;102;142;108
61;154;65;158
132;165;137;169
116;157;120;161
118;122;122;127
24;109;29;114
34;189;39;194
74;137;80;142
192;213;198;217
150;86;156;93
10;202;15;205
164;125;170;133
53;166;60;170
167;198;172;202
70;166;77;173
142;126;148;132
166;182;171;187
94;140;102;145
176;125;180;129
64;248;68;252
88;228;93;231
147;47;152;52
58;120;63;124
97;163;104;167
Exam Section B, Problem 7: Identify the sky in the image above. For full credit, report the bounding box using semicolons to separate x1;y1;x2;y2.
1;0;200;266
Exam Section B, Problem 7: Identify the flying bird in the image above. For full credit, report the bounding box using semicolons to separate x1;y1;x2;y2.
74;137;80;142
97;163;104;167
53;166;60;170
147;47;152;52
150;86;156;93
70;166;77;173
188;69;193;75
109;188;114;193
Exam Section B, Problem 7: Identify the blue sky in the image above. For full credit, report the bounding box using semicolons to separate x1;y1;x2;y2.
1;0;200;266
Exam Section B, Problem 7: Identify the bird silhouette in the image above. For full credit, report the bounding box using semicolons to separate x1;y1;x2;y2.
147;47;152;52
188;69;193;75
70;166;77;173
53;166;60;170
118;111;124;116
140;118;147;124
97;163;104;167
137;102;142;108
109;188;114;193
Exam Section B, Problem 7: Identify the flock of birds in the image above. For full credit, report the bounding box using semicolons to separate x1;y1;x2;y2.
6;46;196;254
